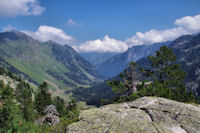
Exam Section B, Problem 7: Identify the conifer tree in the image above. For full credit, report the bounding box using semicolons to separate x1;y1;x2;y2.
107;62;138;96
53;96;66;117
107;46;197;103
35;82;52;114
143;46;196;102
16;82;35;121
0;84;24;132
66;99;79;120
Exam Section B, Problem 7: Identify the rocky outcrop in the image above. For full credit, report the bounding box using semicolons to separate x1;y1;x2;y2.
0;74;19;89
36;105;60;126
67;97;200;133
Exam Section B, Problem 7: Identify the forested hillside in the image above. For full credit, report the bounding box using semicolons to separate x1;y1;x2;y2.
0;67;81;132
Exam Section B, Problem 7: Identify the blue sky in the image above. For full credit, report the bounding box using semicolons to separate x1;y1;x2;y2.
0;0;200;53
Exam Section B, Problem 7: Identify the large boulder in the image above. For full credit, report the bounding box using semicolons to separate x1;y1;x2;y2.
67;97;200;133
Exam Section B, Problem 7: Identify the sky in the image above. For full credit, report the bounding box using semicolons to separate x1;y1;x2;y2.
0;0;200;53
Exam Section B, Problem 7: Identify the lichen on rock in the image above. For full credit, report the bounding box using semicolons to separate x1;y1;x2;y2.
67;97;200;133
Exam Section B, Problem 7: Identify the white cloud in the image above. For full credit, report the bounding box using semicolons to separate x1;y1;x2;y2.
126;28;188;46
2;25;16;32
0;0;45;17
126;14;200;47
66;18;81;26
22;25;75;45
73;35;128;53
74;14;200;53
67;19;77;25
175;15;200;32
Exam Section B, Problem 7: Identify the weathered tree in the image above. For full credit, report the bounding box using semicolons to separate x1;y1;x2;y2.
107;62;139;95
36;105;60;126
107;46;197;103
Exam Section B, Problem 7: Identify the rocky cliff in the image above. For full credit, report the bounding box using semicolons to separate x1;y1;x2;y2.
96;41;171;78
67;97;200;133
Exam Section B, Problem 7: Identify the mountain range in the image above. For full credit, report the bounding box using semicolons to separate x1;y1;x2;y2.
0;31;102;95
1;30;200;101
72;33;200;105
96;41;171;78
80;52;117;65
137;34;200;95
170;34;200;95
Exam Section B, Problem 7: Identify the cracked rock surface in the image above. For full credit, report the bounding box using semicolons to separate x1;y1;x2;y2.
67;97;200;133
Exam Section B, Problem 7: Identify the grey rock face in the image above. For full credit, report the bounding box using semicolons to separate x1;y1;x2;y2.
97;41;171;78
0;75;19;89
67;97;200;133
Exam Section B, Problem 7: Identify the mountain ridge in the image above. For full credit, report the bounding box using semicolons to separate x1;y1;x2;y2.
96;41;171;78
80;52;117;65
72;33;200;105
0;31;102;94
137;33;200;96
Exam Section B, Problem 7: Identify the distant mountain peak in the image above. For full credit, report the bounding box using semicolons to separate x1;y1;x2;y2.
0;30;40;44
96;41;171;78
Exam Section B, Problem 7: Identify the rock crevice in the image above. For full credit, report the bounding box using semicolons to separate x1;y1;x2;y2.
67;97;200;133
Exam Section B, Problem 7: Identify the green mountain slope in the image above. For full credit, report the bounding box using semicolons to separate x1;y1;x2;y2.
0;31;102;93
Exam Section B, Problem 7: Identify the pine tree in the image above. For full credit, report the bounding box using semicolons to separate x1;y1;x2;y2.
107;46;197;103
143;46;196;102
144;46;185;85
16;82;35;121
66;99;79;120
35;82;52;114
53;96;66;117
0;84;24;132
107;62;138;96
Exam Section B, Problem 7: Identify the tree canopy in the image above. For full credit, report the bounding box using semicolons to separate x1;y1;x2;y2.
107;46;198;103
